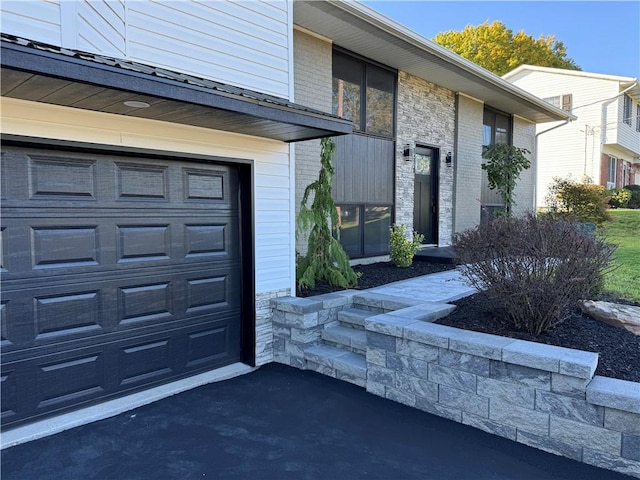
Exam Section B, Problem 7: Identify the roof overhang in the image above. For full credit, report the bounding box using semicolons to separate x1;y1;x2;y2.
294;1;576;124
1;37;353;143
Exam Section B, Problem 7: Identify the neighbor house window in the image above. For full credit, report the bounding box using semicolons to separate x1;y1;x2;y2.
636;104;640;132
608;157;617;188
623;94;632;126
332;49;395;137
543;94;572;112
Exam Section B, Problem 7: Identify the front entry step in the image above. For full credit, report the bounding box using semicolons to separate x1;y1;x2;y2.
337;308;377;328
322;325;367;353
304;345;366;387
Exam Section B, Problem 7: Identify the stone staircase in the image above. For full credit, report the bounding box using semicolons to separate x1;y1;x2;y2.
303;307;376;388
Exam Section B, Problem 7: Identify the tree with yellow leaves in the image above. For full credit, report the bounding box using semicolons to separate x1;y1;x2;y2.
434;21;580;76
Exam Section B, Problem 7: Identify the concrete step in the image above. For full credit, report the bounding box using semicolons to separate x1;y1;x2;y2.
337;308;378;328
322;325;367;353
304;344;366;380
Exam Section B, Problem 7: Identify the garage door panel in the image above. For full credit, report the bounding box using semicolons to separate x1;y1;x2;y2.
2;266;241;351
0;217;239;279
119;338;172;387
115;162;169;201
29;156;98;200
1;368;18;422
36;351;107;410
1;146;247;429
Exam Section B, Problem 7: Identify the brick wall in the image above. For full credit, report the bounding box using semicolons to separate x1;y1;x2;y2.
292;29;333;254
396;71;455;244
454;95;484;233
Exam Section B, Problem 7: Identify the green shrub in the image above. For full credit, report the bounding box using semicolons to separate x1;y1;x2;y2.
608;188;632;208
481;144;531;216
544;177;611;225
453;213;615;334
624;184;640;209
389;224;424;268
297;138;359;289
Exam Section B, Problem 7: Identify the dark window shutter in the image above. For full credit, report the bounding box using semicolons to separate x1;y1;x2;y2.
562;94;572;112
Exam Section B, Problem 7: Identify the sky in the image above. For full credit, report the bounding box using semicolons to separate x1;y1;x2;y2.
361;1;640;78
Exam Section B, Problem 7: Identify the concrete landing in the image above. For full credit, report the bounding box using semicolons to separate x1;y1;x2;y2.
369;268;477;303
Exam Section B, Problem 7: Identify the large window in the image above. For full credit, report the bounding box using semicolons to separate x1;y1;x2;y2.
337;205;392;258
333;50;395;137
608;157;617;188
332;50;396;258
623;94;632;126
483;108;511;146
482;108;512;222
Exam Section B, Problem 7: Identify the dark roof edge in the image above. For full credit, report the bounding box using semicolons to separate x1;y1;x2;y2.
0;37;353;138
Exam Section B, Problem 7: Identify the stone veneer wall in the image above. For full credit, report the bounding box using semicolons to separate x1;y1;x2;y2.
396;71;455;245
271;294;640;478
255;288;290;366
453;94;484;233
292;29;333;255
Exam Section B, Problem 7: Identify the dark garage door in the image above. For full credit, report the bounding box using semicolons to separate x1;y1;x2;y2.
1;146;244;429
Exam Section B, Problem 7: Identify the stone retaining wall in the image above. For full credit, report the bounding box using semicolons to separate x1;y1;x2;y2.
271;293;640;478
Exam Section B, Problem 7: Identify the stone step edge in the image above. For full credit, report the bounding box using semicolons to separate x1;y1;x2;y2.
337;308;378;327
322;324;367;350
304;345;367;379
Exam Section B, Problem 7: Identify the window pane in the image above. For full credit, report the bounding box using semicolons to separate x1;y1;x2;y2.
366;65;394;136
337;205;361;257
495;114;509;144
332;54;362;129
482;124;492;146
364;206;391;255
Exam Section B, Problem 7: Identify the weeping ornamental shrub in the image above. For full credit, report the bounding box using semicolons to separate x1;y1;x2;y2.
389;224;424;268
296;138;358;289
453;213;615;334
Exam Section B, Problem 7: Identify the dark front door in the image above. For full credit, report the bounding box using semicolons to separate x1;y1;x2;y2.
413;146;438;244
1;146;244;429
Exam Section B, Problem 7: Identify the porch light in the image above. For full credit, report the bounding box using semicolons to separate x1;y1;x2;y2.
403;144;413;160
445;151;453;166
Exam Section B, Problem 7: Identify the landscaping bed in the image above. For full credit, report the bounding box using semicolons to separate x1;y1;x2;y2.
297;261;640;383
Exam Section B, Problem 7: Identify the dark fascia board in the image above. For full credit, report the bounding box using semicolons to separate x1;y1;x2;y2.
0;42;353;141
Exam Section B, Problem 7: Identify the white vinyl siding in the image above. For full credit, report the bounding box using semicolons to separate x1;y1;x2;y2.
1;0;62;45
75;1;126;56
615;95;640;154
1;0;292;99
507;70;630;206
126;1;290;97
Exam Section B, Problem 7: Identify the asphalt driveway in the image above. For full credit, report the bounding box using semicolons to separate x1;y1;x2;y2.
1;363;630;480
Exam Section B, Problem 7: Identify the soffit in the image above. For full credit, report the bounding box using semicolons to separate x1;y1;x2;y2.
1;35;353;143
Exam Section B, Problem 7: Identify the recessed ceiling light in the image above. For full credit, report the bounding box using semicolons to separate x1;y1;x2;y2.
123;100;151;108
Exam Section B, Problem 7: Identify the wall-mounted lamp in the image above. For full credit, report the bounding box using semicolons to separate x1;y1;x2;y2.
403;144;413;161
445;151;453;167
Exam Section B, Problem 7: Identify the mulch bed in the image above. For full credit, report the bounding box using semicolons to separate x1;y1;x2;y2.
437;292;640;383
297;261;640;383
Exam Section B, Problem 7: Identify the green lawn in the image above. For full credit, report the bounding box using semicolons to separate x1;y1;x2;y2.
600;209;640;302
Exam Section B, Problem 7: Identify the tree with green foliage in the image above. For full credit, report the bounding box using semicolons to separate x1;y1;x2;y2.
434;21;580;76
482;144;531;216
297;138;359;289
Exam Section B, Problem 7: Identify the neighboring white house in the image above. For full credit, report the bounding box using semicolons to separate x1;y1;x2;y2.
503;65;640;207
0;0;571;434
